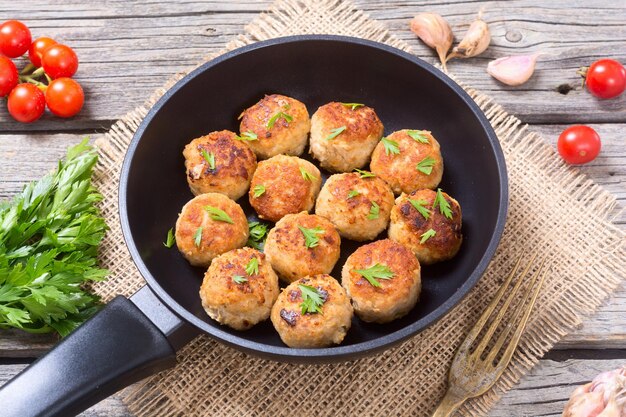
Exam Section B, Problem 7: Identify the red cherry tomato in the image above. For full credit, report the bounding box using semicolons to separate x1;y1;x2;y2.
0;20;31;58
28;37;56;67
584;59;626;99
0;55;18;97
557;125;601;165
7;83;45;123
41;44;78;79
45;77;84;118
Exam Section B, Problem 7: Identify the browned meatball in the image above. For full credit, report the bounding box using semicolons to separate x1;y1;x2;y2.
315;172;394;241
270;274;353;348
388;189;462;264
264;212;341;283
199;248;279;330
183;130;257;200
239;94;310;159
175;193;249;267
249;155;322;222
342;239;421;323
370;129;443;194
309;102;384;172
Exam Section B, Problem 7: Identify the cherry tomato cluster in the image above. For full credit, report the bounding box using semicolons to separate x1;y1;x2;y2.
0;20;84;123
557;59;624;165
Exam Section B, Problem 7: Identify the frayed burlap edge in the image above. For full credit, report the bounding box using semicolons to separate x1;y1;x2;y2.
89;0;626;416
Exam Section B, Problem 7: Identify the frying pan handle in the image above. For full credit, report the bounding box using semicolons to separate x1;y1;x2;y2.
0;286;198;417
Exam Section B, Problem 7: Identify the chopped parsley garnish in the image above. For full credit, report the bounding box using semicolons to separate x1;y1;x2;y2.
299;284;324;314
352;263;394;287
367;201;380;220
232;275;248;284
252;185;266;198
416;156;436;175
325;126;346;141
407;130;429;143
236;131;258;141
299;167;317;182
163;228;175;248
354;168;376;178
420;228;436;243
245;258;259;276
266;111;293;129
381;137;400;155
433;188;453;219
247;221;269;250
347;190;360;199
193;227;203;247
298;226;325;248
204;206;234;224
409;199;431;220
201;149;215;170
341;103;365;110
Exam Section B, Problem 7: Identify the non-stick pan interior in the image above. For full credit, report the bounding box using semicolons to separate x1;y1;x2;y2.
121;36;507;361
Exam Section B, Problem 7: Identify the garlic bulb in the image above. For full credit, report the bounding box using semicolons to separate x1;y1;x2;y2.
563;366;626;417
487;53;542;86
446;12;490;62
410;13;453;70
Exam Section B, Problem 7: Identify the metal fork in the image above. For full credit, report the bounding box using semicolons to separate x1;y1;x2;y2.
431;255;547;417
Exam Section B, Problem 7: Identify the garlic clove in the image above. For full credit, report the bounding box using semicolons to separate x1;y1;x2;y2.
446;12;490;63
487;53;542;86
410;13;453;70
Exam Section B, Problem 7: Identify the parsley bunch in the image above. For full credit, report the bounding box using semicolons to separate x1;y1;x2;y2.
0;139;108;336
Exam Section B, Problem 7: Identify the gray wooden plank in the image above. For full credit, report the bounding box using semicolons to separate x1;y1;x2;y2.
0;0;623;131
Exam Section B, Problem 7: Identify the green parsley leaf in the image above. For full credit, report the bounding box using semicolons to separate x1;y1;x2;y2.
236;131;258;141
232;275;248;284
299;284;324;314
416;156;436;175
266;112;293;129
246;221;269;250
245;257;259;276
367;201;380;220
408;199;431;220
347;190;360;199
433;188;453;219
341;102;365;110
354;168;376;178
420;228;437;244
252;185;266;198
201;149;215;170
194;226;203;247
163;228;175;248
299;167;317;182
324;126;346;141
204;206;234;224
352;263;394;287
407;130;429;143
298;226;325;248
381;137;400;155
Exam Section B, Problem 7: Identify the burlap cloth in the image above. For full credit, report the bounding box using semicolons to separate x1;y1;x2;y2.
91;0;626;416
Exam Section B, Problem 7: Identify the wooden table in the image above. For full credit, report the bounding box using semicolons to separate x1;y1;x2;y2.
0;1;624;416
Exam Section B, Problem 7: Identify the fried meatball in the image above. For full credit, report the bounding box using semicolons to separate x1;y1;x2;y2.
309;102;384;172
249;155;322;222
175;193;249;267
265;212;341;283
370;129;443;194
342;239;421;323
270;274;353;348
315;172;394;241
239;94;310;159
183;130;257;200
388;189;462;265
199;248;279;330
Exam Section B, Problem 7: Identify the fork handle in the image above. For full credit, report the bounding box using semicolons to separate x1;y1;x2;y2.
431;391;465;417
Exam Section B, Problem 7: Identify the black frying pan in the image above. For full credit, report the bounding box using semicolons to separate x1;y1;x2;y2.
0;35;508;417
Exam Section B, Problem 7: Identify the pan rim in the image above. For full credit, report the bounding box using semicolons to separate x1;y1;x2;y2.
119;34;509;361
